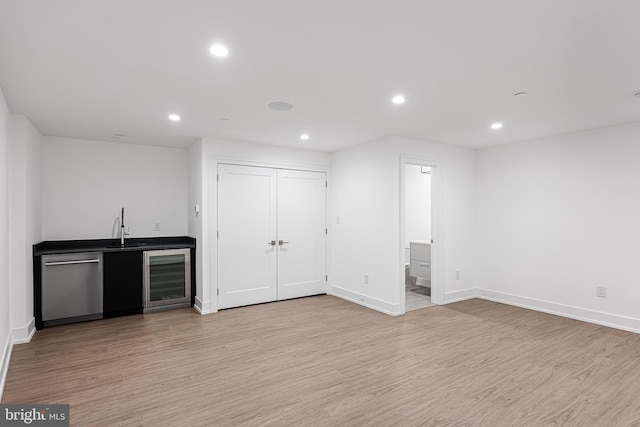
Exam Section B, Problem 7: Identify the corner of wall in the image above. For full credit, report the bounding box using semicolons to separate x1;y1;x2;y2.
11;317;36;345
194;296;214;315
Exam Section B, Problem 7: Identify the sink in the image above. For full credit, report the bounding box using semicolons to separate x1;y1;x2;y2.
106;243;148;249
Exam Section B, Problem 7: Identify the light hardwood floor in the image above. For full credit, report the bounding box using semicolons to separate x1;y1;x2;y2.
3;296;640;426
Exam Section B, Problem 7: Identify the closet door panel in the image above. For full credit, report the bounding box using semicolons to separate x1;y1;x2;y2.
277;169;327;300
217;164;277;309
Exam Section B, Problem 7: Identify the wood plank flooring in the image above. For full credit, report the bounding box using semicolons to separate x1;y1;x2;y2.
3;296;640;426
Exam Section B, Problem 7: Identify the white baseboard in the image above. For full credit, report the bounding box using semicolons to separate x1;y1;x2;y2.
0;331;13;403
11;317;35;344
443;288;477;304
329;285;401;316
194;296;214;315
477;288;640;334
328;284;640;334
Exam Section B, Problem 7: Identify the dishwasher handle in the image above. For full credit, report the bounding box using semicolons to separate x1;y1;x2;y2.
44;259;101;267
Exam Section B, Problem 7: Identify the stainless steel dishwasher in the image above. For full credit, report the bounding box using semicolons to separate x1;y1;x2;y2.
41;252;103;327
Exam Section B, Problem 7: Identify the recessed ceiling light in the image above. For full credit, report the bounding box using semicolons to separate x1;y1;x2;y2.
633;91;640;97
168;114;181;122
210;44;229;58
392;95;406;104
268;101;294;111
300;134;310;141
491;122;503;130
219;117;230;121
514;92;528;98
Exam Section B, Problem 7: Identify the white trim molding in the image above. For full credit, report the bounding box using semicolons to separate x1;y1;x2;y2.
11;317;35;344
329;285;401;316
0;331;13;402
443;288;478;304
335;282;640;335
194;296;214;315
477;288;640;334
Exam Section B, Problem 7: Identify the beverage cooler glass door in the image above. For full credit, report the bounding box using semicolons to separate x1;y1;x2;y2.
143;249;191;311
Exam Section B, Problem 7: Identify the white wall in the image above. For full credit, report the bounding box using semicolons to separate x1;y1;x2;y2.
8;115;42;344
476;122;640;332
405;164;431;247
42;137;189;240
330;136;476;314
187;140;204;311
193;137;331;313
0;85;11;400
201;138;331;169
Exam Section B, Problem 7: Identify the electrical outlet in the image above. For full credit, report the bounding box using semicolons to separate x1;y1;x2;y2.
364;274;369;284
456;270;460;280
596;286;606;298
336;216;340;225
154;222;161;232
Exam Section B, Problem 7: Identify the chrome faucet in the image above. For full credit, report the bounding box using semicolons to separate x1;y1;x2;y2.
120;207;130;248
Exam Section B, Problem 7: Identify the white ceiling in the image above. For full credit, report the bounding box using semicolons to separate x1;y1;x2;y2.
1;0;640;151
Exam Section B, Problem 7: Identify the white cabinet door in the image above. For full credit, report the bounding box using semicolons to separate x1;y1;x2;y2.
217;164;278;309
277;169;327;300
217;165;327;309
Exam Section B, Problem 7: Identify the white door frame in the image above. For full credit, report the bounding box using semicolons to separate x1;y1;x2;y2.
209;157;329;312
399;156;443;313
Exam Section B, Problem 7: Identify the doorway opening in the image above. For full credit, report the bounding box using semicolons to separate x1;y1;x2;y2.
404;164;432;311
400;158;440;313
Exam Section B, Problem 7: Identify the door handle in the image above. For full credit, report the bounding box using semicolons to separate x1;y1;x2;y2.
278;240;289;245
268;240;277;246
44;259;101;266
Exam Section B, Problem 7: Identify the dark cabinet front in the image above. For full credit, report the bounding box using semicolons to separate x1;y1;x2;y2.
34;237;196;329
103;251;143;318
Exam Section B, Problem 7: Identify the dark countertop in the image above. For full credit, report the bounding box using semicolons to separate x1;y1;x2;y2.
34;236;196;256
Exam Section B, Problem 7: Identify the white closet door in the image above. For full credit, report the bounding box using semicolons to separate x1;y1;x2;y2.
217;164;277;309
277;169;327;300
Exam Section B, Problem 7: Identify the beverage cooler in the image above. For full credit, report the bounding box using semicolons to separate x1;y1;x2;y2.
143;249;191;313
